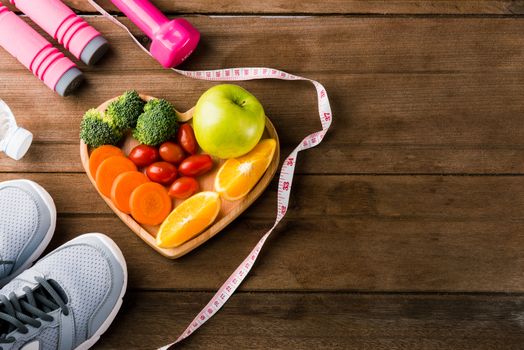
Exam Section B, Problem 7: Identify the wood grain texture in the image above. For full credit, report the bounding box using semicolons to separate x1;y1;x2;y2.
3;17;524;74
0;173;516;292
8;0;524;15
0;7;521;349
50;215;524;292
9;173;524;220
5;71;524;174
2;17;524;174
95;292;524;349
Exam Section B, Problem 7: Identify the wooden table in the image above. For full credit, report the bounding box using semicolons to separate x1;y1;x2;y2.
1;0;524;348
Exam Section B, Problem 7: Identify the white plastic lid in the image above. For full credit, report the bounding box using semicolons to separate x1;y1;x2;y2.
4;127;33;160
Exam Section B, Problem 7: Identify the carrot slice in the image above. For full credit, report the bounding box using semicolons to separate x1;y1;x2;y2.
130;182;172;226
111;171;149;214
89;145;123;177
96;156;137;197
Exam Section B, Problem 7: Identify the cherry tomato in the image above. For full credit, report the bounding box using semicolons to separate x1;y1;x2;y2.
159;141;185;164
146;161;177;185
177;123;197;155
168;177;199;199
178;154;213;177
128;144;159;167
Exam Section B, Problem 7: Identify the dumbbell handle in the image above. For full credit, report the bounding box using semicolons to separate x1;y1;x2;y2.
111;0;168;39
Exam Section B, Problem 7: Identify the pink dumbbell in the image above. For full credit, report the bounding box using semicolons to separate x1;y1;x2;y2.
10;0;109;65
111;0;200;68
0;6;83;96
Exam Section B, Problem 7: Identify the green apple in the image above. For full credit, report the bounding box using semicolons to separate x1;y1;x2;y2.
193;84;265;159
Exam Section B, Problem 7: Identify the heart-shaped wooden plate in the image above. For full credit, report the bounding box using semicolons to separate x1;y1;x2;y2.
80;95;280;259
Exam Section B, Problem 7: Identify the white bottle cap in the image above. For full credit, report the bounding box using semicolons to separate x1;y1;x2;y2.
4;127;33;160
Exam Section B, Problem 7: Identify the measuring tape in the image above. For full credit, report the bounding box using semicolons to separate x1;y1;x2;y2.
86;2;333;348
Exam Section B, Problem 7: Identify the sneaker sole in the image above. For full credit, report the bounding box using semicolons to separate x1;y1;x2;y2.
0;179;56;288
72;233;128;350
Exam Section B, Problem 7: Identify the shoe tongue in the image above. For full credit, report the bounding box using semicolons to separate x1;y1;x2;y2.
24;282;63;313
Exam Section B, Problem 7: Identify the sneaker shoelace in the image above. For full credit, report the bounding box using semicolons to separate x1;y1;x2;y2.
0;277;69;347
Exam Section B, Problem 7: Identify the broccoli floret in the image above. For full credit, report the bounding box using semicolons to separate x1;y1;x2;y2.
133;99;178;146
106;90;145;129
80;109;123;148
143;98;164;112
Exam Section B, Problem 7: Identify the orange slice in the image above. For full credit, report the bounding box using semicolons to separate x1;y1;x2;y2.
156;191;221;248
214;139;276;201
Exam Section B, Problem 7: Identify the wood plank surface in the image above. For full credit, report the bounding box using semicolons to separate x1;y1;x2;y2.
0;4;521;349
7;173;524;219
5;70;524;174
6;0;524;15
52;215;524;292
0;173;516;292
95;292;524;349
2;17;524;174
3;17;524;74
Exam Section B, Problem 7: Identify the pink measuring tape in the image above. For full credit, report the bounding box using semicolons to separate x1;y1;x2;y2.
87;2;333;348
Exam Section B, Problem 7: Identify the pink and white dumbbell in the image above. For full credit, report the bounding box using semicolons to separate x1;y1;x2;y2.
10;0;109;66
0;5;83;96
111;0;200;68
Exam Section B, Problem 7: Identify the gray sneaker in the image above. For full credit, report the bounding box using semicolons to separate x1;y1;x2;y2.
0;233;127;350
0;180;56;288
